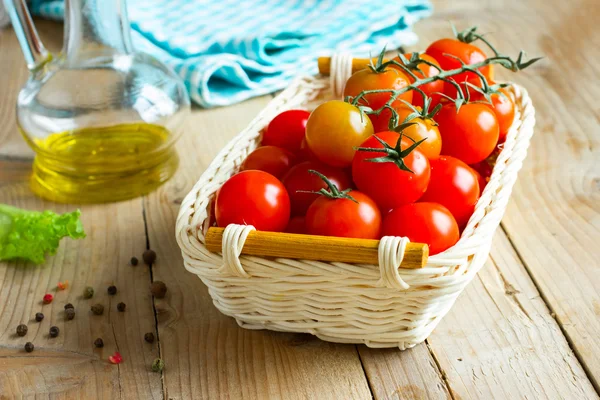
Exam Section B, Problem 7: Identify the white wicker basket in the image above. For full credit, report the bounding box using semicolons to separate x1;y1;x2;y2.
176;68;535;349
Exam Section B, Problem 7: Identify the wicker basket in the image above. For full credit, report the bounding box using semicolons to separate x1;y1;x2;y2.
176;67;535;349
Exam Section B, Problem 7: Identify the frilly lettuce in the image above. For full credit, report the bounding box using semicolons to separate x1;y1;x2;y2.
0;204;85;264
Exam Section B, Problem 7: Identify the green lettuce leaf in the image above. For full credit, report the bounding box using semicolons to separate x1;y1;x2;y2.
0;204;85;264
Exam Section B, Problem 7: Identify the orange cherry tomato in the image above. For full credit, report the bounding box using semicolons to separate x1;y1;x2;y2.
343;67;413;110
435;103;499;164
305;100;374;167
392;53;444;109
240;146;297;179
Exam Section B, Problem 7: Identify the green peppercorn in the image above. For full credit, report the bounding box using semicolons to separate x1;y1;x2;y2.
65;308;76;320
117;302;126;312
130;257;139;266
107;285;117;295
16;324;28;337
24;342;34;353
143;249;157;265
150;281;167;299
49;326;59;338
94;338;104;348
35;313;44;322
144;332;155;343
83;286;94;299
151;358;164;372
91;304;104;315
64;303;74;310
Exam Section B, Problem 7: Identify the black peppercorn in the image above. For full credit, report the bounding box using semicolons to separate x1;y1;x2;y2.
94;338;104;348
91;304;104;315
35;312;44;322
65;308;76;320
83;286;94;299
16;324;28;337
144;332;155;343
64;303;74;310
150;281;167;298
130;257;139;266
143;249;157;265
24;342;34;353
117;302;126;312
49;326;59;338
107;285;117;295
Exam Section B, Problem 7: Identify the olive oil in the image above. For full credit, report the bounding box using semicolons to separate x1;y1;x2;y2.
21;123;179;203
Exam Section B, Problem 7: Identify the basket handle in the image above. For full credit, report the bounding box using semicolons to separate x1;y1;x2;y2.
205;227;428;269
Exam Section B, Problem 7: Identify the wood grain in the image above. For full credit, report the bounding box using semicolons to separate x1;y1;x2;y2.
204;227;428;269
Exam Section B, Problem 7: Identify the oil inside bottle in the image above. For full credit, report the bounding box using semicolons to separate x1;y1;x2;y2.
22;123;179;203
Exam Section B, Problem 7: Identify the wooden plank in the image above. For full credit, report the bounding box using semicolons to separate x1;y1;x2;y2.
142;98;375;399
0;22;162;398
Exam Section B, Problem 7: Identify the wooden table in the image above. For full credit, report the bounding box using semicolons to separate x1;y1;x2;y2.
1;1;599;398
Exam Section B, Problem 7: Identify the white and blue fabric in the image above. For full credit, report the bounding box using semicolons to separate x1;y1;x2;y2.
30;0;432;107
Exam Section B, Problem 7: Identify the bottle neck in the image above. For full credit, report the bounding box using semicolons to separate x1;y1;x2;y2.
63;0;133;62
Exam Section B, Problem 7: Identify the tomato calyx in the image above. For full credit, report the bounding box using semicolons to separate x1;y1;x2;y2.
356;129;426;174
300;170;358;203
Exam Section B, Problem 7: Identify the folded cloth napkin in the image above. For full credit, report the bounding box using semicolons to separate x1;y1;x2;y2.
31;0;431;107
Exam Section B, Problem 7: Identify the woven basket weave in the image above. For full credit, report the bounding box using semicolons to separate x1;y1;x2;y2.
176;72;535;349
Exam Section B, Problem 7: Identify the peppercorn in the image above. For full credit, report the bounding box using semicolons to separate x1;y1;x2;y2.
107;285;117;295
16;324;28;337
65;308;76;320
143;249;157;265
130;257;139;266
144;332;155;343
35;312;44;322
64;303;74;310
83;286;95;299
150;281;167;298
117;302;126;312
91;304;104;315
49;326;59;338
24;342;34;353
94;338;104;348
151;358;164;372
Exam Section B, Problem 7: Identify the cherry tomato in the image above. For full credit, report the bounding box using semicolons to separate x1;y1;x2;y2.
420;156;480;229
285;216;306;234
282;161;352;216
262;110;310;151
305;100;374;167
471;166;488;192
392;53;443;109
343;67;413;110
382;203;459;255
425;38;493;96
376;105;442;160
352;131;430;211
299;137;319;162
306;190;381;239
240;146;297;179
435;103;499;164
215;170;290;232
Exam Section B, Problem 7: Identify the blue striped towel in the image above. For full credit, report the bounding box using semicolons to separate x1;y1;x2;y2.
31;0;432;107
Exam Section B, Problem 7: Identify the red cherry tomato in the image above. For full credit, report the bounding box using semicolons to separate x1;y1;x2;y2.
425;38;493;96
435;103;499;164
299;137;319;162
306;190;381;239
382;203;459;255
352;131;430;211
240;146;297;179
215;170;290;232
471;167;488;192
420;156;480;229
343;67;413;110
285;216;306;234
282;161;352;216
262;110;310;151
391;53;444;109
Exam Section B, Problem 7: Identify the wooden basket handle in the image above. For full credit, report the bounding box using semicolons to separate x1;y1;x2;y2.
205;227;428;269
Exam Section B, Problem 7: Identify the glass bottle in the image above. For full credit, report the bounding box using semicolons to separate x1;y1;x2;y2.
4;0;190;203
